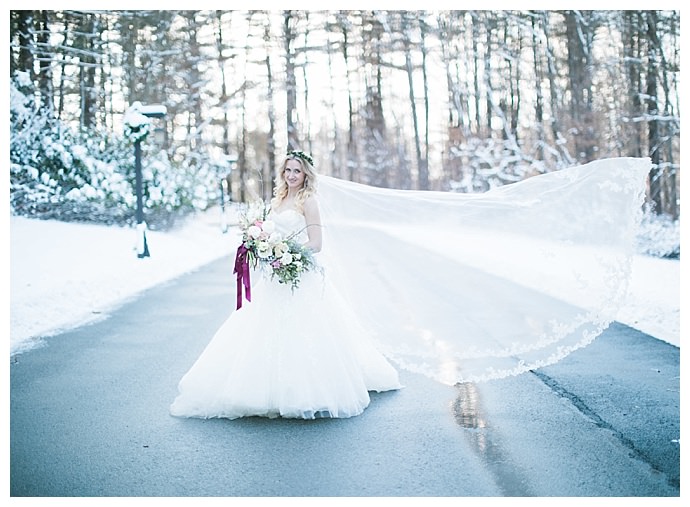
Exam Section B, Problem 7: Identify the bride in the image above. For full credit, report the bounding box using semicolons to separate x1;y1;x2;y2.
170;151;402;420
170;151;650;420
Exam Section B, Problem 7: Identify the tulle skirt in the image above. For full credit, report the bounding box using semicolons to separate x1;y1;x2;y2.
170;266;402;420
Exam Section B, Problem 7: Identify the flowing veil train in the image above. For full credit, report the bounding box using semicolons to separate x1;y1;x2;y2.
315;157;650;385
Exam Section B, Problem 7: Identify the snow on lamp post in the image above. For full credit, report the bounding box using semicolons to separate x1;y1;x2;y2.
123;101;167;258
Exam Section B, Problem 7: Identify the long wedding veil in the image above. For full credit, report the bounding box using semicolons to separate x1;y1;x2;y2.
315;157;651;385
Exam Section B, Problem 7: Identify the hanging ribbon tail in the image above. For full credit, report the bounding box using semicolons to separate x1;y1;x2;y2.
233;244;252;310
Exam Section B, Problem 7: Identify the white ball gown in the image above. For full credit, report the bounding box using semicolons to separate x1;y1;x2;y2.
170;208;402;420
171;156;650;420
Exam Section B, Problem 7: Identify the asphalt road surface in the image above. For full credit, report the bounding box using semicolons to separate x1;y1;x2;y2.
10;255;680;497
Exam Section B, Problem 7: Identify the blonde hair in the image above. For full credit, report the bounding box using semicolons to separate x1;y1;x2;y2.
271;152;318;212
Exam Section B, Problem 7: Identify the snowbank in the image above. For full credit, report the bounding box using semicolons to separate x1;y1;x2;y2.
8;209;679;356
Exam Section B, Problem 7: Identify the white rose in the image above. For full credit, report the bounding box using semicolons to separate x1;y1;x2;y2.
247;225;261;239
269;232;282;243
273;242;287;257
257;241;271;258
280;252;294;265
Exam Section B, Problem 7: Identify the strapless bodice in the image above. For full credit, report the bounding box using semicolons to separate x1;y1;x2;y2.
269;208;308;243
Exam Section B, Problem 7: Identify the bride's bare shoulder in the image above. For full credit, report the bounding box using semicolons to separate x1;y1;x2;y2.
303;194;320;211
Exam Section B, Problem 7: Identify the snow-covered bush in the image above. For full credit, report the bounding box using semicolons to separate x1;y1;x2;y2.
636;208;680;259
446;137;555;193
9;74;220;229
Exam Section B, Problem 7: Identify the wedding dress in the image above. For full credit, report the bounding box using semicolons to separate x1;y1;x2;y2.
171;156;650;420
170;208;402;420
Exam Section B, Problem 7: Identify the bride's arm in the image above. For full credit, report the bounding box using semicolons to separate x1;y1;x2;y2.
302;196;322;253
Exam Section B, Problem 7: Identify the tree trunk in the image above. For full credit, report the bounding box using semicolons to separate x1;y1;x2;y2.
339;13;357;181
15;10;35;78
36;10;53;113
531;12;545;160
543;11;571;164
484;15;494;136
623;11;644;158
302;11;311;153
215;11;231;158
326;23;341;179
78;12;97;128
565;10;595;161
264;17;277;200
283;10;299;150
511;20;521;139
420;17;430;190
56;16;70;120
121;13;140;108
645;11;662;214
361;11;389;187
186;12;203;151
403;18;423;190
471;13;481;134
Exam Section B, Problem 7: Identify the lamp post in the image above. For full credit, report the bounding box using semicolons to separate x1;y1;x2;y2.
123;102;167;258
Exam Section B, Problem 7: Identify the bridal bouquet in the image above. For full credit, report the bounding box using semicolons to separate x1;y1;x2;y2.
233;200;319;309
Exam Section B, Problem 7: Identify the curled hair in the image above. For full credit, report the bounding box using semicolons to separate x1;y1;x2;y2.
271;151;318;212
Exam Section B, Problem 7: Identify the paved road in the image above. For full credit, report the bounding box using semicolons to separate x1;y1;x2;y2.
10;256;680;497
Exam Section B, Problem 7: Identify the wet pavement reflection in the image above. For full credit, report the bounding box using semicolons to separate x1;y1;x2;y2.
452;382;487;429
452;382;533;496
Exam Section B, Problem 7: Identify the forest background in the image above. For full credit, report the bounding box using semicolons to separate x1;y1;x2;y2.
7;9;681;258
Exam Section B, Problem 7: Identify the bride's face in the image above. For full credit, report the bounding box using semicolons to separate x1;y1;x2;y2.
283;159;306;190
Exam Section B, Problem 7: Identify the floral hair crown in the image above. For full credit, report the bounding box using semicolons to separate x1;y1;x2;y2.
287;150;314;167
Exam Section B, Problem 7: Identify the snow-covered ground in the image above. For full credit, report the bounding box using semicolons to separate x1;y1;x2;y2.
8;207;680;356
9;208;239;356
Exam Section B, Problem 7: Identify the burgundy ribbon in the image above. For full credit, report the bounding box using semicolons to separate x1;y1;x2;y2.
233;244;251;310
